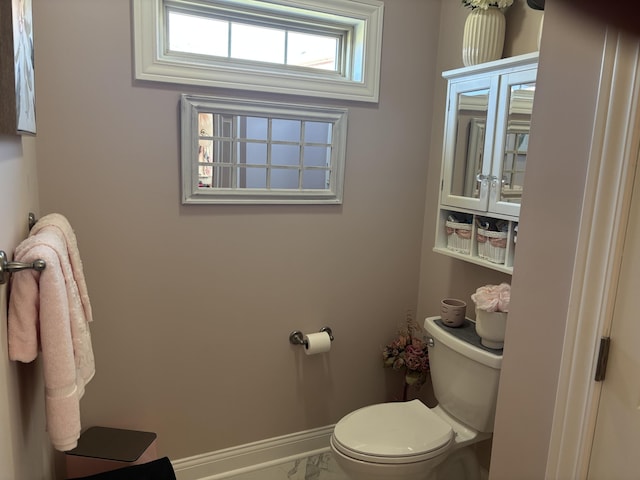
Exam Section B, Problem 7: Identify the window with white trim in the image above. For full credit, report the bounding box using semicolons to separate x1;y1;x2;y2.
181;95;348;204
133;0;384;102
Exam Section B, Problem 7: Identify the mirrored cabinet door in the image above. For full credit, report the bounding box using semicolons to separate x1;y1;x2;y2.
441;76;499;211
490;69;537;217
435;52;538;274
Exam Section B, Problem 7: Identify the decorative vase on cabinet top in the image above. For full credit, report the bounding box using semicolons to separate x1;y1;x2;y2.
462;7;506;67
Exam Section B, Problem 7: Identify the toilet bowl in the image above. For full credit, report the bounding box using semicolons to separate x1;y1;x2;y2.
330;316;502;480
330;400;486;480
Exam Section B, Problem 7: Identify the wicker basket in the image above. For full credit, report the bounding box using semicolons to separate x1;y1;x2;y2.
446;221;472;254
477;228;508;264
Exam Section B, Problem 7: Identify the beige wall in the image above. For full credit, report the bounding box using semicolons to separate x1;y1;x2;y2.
489;4;607;479
0;135;51;480
2;0;608;477
31;0;441;460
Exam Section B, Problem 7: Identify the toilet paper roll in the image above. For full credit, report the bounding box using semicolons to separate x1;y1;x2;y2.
304;332;332;355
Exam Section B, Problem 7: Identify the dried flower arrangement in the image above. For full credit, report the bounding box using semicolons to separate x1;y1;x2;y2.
383;313;430;401
462;0;514;10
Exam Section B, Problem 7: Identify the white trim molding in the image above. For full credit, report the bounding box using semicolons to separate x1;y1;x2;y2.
172;425;333;480
545;31;640;479
180;94;348;204
132;0;384;103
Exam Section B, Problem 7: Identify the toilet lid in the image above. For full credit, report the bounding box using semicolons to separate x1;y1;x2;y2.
332;400;453;464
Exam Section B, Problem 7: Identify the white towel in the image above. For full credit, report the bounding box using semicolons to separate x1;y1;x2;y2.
8;222;95;451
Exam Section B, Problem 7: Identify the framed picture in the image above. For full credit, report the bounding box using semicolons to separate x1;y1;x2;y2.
0;0;36;135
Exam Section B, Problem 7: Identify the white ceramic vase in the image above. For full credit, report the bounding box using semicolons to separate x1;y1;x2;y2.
475;309;507;349
462;7;506;67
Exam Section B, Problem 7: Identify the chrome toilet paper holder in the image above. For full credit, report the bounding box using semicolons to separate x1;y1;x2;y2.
289;327;334;347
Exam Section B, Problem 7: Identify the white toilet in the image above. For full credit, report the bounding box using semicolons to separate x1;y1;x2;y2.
330;316;503;480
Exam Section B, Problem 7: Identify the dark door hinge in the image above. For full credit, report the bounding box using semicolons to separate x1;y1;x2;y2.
595;336;611;382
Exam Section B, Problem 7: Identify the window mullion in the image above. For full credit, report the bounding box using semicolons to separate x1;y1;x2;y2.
284;30;288;66
299;122;305;189
227;21;233;59
266;118;273;189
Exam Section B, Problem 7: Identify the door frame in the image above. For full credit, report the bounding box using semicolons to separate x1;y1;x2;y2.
545;30;640;479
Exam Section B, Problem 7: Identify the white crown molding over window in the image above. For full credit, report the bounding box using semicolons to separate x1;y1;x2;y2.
132;0;384;102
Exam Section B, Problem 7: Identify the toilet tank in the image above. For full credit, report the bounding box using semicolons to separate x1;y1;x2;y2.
424;316;503;433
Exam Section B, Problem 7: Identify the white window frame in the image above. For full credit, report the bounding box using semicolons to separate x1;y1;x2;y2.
181;94;348;204
133;0;384;103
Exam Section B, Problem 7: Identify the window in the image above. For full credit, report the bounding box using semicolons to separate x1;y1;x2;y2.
167;10;342;72
181;95;348;204
133;0;384;102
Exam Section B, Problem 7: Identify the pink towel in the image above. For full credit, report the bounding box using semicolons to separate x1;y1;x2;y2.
28;213;93;324
8;225;95;451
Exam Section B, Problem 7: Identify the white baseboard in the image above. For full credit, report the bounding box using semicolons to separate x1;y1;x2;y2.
171;425;334;480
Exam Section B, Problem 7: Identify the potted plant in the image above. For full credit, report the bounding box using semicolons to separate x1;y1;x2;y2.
382;313;430;401
471;283;510;349
462;0;514;10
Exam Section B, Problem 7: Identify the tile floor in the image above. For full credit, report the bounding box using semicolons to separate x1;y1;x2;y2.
226;452;347;480
224;448;489;480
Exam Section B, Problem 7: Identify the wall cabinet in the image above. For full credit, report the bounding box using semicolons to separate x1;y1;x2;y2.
434;53;538;274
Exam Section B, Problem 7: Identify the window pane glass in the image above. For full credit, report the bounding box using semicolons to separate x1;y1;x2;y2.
271;169;300;189
231;23;285;63
198;166;232;188
287;31;338;71
198;165;212;187
302;169;329;189
303;145;330;167
243;116;268;140
243;167;267;188
271;144;300;166
168;11;229;56
244;143;268;165
199;140;213;162
198;139;213;187
199;113;213;136
272;119;301;142
219;115;233;138
208;166;232;188
217;140;233;164
304;121;332;143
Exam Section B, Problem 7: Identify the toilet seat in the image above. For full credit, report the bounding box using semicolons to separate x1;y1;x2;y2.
331;400;454;464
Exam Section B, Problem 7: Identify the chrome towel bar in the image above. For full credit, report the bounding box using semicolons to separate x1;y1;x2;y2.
0;251;46;285
0;213;47;285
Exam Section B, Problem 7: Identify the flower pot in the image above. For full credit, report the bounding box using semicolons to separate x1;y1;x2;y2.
462;7;506;67
440;298;467;327
475;308;507;349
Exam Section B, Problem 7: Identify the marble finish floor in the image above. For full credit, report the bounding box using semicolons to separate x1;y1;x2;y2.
226;452;347;480
223;448;489;480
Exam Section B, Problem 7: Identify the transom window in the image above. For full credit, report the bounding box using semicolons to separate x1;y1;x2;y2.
167;9;343;73
133;0;384;102
181;95;348;204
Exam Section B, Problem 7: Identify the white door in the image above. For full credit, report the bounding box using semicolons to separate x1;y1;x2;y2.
587;156;640;479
